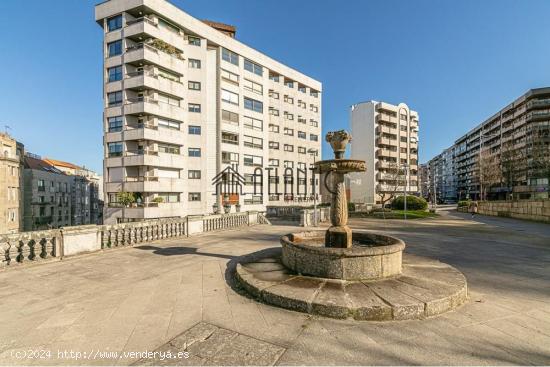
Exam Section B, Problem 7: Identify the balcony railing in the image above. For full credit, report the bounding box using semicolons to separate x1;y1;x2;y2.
126;16;157;27
125;149;159;156
124;176;160;182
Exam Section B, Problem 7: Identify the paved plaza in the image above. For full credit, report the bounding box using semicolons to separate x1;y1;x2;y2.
1;210;549;365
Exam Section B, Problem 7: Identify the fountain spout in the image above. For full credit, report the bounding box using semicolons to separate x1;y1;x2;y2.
314;130;366;248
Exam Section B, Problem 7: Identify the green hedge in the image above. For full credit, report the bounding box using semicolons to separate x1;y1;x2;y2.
457;200;471;207
391;195;428;210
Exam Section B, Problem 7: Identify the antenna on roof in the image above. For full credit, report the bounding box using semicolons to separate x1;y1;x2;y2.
3;124;11;134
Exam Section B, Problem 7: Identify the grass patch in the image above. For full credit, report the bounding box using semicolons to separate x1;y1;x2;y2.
350;210;438;220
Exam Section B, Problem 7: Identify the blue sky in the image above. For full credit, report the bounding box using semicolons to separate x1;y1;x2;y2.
0;0;549;173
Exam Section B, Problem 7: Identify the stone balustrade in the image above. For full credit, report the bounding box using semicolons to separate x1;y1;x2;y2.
0;211;262;269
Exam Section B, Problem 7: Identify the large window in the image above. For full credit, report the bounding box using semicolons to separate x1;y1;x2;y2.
108;66;122;82
221;89;239;105
222;110;239;125
269;141;279;150
243;116;263;131
284;144;294;152
158;193;180;203
222;48;239;65
298;131;306;139
158;68;180;82
188;36;201;46
188;59;201;69
107;15;123;32
188;103;201;113
310;134;319;142
107;91;123;107
298;146;306;154
244;135;263;149
221;69;239;84
269;124;279;133
108;142;123;157
284;128;294;136
107;40;122;57
158;93;180;106
188;192;201;201
188;125;201;135
244;79;263;95
244;97;263;113
188;148;201;157
108;116;123;132
188;81;201;90
158;143;180;155
158;118;180;130
244;59;263;76
244;154;263;167
222;151;239;164
222;132;239;145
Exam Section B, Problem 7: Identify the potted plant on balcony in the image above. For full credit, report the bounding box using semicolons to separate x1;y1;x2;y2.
152;197;164;204
116;192;136;208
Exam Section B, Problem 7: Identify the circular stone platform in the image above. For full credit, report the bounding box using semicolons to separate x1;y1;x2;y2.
235;248;468;321
281;231;405;280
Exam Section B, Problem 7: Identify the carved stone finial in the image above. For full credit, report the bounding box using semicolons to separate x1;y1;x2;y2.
325;130;352;159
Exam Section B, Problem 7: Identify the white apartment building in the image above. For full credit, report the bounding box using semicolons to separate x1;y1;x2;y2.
349;101;419;206
95;0;322;224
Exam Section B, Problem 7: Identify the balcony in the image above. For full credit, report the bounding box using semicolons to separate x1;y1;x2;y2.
376;114;397;124
376;136;396;147
125;17;185;51
106;177;185;193
376;125;397;135
125;43;185;73
119;202;185;219
376;148;398;158
526;111;550;122
125;72;185;98
125;97;185;122
376;102;396;113
106;124;185;146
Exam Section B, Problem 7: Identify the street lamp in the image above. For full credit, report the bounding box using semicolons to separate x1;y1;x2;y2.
478;132;500;201
401;163;409;220
308;148;319;226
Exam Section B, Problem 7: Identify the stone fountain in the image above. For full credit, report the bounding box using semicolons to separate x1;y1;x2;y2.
235;130;467;321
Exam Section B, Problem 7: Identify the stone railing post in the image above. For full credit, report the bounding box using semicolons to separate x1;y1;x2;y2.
60;225;101;257
187;215;204;236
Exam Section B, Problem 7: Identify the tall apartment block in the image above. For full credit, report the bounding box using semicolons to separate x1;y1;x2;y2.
349;101;419;206
427;146;457;204
0;133;22;234
95;0;322;224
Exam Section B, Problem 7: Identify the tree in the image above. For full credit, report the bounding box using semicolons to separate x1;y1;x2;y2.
479;149;502;200
116;191;136;207
500;140;528;200
378;162;406;209
529;126;550;189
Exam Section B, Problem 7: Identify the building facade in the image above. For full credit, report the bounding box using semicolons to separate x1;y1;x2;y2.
426;146;457;204
95;0;322;224
349;101;419;206
426;88;550;201
0;133;22;234
418;163;429;200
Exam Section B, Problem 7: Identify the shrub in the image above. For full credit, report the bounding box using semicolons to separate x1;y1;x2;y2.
391;195;428;210
348;202;356;212
457;200;471;207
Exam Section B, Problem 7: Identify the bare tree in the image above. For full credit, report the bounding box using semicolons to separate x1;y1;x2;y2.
529;126;550;189
378;162;406;209
479;149;502;200
500;140;528;200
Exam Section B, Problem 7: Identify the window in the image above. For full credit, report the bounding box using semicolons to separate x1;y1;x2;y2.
244;195;262;205
284;112;294;121
159;19;180;34
222;151;239;163
310;119;318;127
188;148;201;157
158;93;180;106
222;48;239;65
188;170;201;179
188;125;201;135
244;97;263;113
298;85;307;93
244;154;263;167
269;90;279;99
158;193;180;203
108;142;123;157
244;135;263;149
269;73;280;82
284;128;294;136
284;144;294;152
298;131;306;139
188;81;201;90
188;36;201;46
284;160;294;168
284;95;294;104
400;125;407;131
244;79;263;95
108;66;122;82
188;103;201;113
189;59;201;69
310;90;319;98
221;69;239;84
269;159;279;167
108;116;123;132
221;89;239;105
222;110;239;125
400;147;407;153
310;134;319;142
310;104;318;113
158;143;180;154
285;80;294;88
298;116;306;124
158;118;180;130
107;15;123;32
38;179;45;192
269;141;280;150
298;146;306;154
107;91;123;107
188;192;201;201
158;68;180;82
243;116;263;131
400;137;408;143
269;124;279;133
107;40;122;57
222;132;239;145
269;108;279;116
298;100;306;109
400;113;407;120
244;59;263;76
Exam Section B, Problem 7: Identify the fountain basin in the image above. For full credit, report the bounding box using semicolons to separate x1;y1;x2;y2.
281;231;405;281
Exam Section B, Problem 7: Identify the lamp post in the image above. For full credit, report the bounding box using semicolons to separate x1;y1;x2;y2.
401;163;409;220
308;148;318;226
